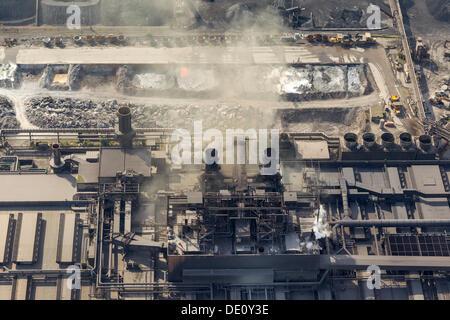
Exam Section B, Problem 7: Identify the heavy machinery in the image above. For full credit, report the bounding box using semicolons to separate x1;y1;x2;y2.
390;95;400;103
355;32;377;46
341;34;352;46
389;95;403;116
415;37;429;62
430;94;450;109
306;34;326;43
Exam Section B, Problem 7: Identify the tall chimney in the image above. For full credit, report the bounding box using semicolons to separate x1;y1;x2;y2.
50;143;65;172
117;106;132;134
115;106;136;148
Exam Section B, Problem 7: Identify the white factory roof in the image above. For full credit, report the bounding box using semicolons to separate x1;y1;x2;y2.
0;174;77;202
15;213;39;264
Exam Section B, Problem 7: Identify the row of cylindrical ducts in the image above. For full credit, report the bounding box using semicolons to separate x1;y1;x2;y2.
344;132;434;151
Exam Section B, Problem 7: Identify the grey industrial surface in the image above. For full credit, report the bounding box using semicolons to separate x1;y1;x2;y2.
98;148;152;178
0;174;77;202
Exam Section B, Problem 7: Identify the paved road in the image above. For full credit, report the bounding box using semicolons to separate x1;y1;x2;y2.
389;0;428;120
6;45;368;65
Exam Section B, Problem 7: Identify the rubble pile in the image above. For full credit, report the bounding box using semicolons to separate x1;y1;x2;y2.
128;64;370;101
278;107;365;136
0;63;20;89
0;96;19;129
277;64;369;100
25;97;273;130
132;73;173;90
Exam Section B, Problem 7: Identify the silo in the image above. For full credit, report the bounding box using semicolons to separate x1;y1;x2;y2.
40;0;101;26
0;0;36;25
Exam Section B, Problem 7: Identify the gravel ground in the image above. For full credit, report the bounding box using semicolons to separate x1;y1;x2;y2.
25;96;276;131
277;107;366;136
0;96;19;129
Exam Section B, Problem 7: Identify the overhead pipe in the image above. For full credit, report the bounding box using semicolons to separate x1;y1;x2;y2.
330;219;450;227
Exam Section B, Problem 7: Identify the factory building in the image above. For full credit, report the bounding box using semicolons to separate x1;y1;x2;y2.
0;107;450;300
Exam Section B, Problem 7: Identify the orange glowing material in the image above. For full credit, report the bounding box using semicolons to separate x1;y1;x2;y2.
180;67;190;77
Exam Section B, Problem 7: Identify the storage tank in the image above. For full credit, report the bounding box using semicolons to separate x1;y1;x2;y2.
40;0;101;26
0;0;36;25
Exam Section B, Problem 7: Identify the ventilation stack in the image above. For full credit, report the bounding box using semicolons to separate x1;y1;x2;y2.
381;132;395;150
362;133;377;150
419;135;432;152
344;133;358;150
115;106;136;148
399;132;413;150
50;143;65;172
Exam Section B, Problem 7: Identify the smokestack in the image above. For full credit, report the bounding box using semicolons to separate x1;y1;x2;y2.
115;106;136;148
344;133;358;150
52;143;62;166
50;143;65;172
362;133;376;149
381;132;395;149
399;132;413;149
419;134;432;151
117;106;132;134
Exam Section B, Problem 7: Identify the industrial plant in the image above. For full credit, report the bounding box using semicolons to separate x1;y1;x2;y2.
0;0;449;301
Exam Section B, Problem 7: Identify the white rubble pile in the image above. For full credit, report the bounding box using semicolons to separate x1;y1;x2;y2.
0;63;19;88
132;73;173;90
312;66;346;93
347;65;363;93
176;68;218;92
278;67;313;94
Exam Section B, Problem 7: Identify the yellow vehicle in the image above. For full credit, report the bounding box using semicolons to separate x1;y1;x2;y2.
391;102;403;115
363;32;377;44
390;95;400;102
329;36;338;43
